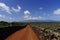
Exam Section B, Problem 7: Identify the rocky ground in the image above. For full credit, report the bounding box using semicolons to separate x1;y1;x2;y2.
33;26;60;40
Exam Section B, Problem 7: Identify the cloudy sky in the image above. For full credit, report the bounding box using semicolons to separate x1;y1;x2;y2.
0;0;60;22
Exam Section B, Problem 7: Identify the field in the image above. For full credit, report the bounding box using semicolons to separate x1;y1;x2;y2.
30;22;60;33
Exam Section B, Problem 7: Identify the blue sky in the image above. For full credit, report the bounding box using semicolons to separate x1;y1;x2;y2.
0;0;60;22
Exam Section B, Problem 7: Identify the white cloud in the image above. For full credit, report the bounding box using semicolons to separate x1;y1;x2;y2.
24;10;31;20
47;14;50;16
39;7;43;10
0;14;2;17
29;17;40;20
23;10;45;20
24;15;29;19
12;5;21;12
0;2;21;14
9;17;13;20
0;14;6;18
24;15;44;20
43;13;46;15
0;2;12;14
39;16;43;19
24;10;30;15
53;8;60;14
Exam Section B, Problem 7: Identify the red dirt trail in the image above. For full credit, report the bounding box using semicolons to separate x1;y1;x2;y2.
5;25;40;40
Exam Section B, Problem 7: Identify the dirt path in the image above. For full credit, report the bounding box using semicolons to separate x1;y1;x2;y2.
5;25;40;40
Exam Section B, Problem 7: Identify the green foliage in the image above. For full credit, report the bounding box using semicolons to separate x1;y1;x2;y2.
0;21;26;26
0;21;60;31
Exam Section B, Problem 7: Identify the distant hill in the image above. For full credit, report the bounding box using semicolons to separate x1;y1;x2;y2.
22;20;58;22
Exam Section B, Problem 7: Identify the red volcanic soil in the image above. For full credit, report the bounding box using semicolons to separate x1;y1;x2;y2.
5;25;40;40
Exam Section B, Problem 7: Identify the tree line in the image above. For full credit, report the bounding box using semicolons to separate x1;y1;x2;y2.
0;21;26;26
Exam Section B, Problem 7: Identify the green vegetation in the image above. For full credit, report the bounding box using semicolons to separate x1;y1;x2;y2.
0;21;27;26
0;21;60;32
0;21;60;28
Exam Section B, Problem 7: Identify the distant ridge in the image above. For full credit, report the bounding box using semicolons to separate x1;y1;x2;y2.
22;20;58;22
